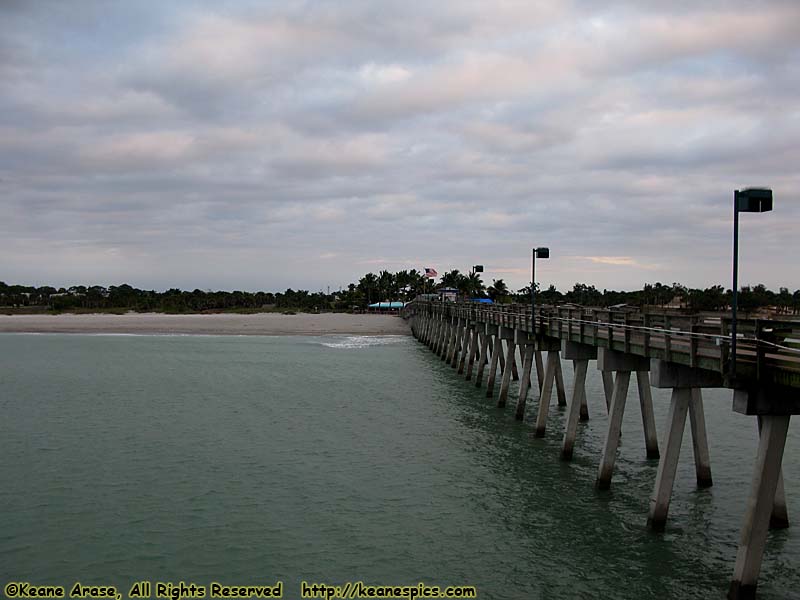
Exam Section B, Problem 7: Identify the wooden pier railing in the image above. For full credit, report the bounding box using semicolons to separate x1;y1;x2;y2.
404;300;800;391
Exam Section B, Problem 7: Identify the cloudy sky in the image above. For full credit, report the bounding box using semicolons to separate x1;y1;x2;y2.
2;1;799;293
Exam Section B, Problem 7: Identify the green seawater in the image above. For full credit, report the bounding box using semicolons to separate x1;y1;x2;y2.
1;333;798;599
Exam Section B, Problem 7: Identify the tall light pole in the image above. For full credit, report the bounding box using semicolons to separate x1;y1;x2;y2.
531;247;549;332
469;265;483;298
730;188;772;381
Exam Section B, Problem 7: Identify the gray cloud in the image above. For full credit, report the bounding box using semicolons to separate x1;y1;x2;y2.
1;1;798;293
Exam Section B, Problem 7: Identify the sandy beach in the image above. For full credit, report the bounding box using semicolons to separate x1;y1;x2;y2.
0;312;411;336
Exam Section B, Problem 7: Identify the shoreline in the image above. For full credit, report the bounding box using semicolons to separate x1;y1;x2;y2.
0;312;411;336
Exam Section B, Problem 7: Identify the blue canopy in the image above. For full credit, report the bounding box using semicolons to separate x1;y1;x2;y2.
368;301;406;308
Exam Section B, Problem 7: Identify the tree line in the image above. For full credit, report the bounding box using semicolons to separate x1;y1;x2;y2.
436;271;799;314
0;270;436;313
1;272;798;314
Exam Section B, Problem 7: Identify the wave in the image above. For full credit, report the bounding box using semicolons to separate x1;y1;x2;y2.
319;335;408;349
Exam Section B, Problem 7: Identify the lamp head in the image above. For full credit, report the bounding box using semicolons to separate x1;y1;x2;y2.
535;247;550;259
735;188;773;213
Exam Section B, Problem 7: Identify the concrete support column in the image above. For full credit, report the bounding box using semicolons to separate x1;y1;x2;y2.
497;335;517;408
561;359;589;460
450;320;465;368
601;371;613;412
596;370;632;489
455;320;469;368
554;358;567;407
534;350;545;391
647;388;691;531
429;318;437;350
440;319;452;359
729;415;791;600
463;328;479;379
514;344;536;420
533;350;560;437
436;319;448;357
497;327;517;408
560;341;597;459
637;371;660;460
485;334;502;398
578;360;590;422
772;472;789;530
443;320;456;361
595;348;649;489
645;360;724;530
475;330;491;388
444;319;461;364
447;320;461;365
454;322;465;370
689;388;713;488
510;345;520;381
757;417;789;529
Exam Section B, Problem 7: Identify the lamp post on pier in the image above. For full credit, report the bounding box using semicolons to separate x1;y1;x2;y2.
531;247;549;333
468;265;483;300
730;188;772;381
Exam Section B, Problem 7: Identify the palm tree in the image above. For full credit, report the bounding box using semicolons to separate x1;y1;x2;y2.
358;273;378;305
377;270;395;301
439;269;464;290
406;269;429;299
487;278;508;302
466;272;485;298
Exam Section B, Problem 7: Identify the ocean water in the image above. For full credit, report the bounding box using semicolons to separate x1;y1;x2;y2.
0;333;798;599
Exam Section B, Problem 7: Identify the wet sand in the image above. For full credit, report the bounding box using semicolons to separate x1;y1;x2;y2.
0;313;411;336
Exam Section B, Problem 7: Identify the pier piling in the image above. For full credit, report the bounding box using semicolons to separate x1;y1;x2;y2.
533;346;561;437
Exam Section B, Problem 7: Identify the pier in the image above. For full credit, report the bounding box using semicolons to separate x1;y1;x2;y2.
405;300;799;599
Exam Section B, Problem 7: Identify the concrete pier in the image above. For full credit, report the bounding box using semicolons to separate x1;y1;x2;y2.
405;300;799;597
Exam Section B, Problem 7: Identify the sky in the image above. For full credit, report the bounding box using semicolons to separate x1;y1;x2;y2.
1;0;799;294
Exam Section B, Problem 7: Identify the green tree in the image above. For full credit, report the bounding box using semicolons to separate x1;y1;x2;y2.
487;279;509;302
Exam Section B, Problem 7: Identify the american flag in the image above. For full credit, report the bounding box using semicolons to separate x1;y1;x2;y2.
424;267;438;278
